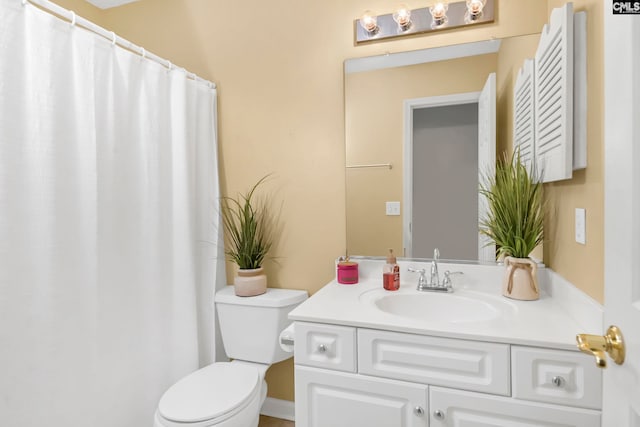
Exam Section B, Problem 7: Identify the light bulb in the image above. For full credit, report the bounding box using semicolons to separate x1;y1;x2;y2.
430;1;448;19
393;4;412;31
359;10;379;34
429;1;449;28
466;0;486;18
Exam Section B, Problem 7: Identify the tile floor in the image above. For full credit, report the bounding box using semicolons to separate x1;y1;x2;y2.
258;415;295;427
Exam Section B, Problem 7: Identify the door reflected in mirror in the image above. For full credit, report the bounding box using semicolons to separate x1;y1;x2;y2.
410;102;480;260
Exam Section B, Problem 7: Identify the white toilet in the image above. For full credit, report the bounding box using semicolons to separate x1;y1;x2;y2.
154;286;308;427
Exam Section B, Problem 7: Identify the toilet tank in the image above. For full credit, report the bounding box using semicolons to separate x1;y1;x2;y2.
214;286;308;364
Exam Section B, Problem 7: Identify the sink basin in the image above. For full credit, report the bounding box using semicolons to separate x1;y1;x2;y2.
361;289;516;324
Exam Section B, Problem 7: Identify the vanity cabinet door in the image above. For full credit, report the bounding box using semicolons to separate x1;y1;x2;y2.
295;365;428;427
429;386;601;427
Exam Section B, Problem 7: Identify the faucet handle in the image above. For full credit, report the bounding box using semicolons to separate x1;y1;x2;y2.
408;267;428;287
442;271;463;289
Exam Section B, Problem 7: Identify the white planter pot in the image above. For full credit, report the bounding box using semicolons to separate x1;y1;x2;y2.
502;256;539;301
234;267;267;297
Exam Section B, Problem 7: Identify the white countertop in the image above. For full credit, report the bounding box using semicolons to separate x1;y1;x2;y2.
289;259;598;352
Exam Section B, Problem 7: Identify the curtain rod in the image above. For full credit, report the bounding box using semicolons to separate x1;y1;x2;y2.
21;0;216;89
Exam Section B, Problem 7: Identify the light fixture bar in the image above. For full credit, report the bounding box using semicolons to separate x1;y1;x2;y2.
354;0;494;45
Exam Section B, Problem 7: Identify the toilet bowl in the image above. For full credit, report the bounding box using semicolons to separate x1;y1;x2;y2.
154;287;308;427
154;362;267;427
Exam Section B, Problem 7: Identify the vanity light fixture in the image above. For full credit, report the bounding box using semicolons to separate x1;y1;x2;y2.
354;0;494;45
393;4;413;32
359;10;380;35
429;1;449;28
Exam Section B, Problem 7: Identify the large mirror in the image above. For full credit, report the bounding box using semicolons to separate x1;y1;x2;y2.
345;33;541;261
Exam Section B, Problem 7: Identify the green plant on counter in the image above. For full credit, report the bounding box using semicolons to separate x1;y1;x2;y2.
221;175;275;269
479;149;544;259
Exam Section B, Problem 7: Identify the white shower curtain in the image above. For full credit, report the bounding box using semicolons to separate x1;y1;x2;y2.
0;2;223;426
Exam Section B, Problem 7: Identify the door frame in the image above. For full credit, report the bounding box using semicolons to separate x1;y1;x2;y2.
402;92;480;259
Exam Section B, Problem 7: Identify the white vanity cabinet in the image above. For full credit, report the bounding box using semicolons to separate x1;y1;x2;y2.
294;322;602;427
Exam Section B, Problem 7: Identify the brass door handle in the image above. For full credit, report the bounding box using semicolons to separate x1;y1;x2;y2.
576;325;625;368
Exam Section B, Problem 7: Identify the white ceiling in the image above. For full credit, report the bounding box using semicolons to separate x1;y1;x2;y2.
85;0;139;9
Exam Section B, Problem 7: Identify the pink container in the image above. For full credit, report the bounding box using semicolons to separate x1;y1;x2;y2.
337;261;359;285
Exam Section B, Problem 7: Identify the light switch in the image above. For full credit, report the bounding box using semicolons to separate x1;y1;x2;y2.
386;201;401;216
575;208;586;244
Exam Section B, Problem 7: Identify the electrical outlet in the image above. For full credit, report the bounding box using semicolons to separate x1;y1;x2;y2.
386;201;401;216
575;208;586;244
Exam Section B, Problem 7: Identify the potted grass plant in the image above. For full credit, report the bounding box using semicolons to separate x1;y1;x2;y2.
221;175;276;297
479;149;544;301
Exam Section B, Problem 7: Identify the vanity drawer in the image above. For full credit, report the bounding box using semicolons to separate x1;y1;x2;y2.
511;346;602;409
358;329;510;395
294;322;357;372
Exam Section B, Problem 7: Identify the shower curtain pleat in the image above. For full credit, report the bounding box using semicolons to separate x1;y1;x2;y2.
0;2;222;426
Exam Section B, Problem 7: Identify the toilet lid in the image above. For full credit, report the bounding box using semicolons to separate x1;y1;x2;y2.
158;362;260;423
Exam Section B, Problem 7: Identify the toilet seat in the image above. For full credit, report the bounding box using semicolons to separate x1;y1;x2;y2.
157;362;261;425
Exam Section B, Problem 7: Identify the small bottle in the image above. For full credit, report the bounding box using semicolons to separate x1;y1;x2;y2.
383;249;400;291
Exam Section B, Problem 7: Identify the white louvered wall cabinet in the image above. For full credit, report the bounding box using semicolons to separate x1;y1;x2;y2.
513;2;587;183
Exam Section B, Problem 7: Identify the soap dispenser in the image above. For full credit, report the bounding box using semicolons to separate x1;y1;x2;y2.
383;249;400;291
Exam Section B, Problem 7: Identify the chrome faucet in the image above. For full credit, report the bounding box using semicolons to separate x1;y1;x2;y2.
408;248;456;293
429;248;440;286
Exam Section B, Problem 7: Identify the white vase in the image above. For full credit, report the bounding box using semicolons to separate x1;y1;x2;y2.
502;256;539;301
234;267;267;297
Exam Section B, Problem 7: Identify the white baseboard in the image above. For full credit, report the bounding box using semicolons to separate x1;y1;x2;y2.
261;397;295;421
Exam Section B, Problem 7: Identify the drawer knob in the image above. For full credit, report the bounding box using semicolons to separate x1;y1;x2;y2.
433;409;445;420
317;344;327;353
552;376;565;387
413;406;424;416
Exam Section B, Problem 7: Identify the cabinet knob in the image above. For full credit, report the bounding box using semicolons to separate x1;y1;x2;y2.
317;344;327;353
552;376;565;387
433;409;445;420
413;406;424;416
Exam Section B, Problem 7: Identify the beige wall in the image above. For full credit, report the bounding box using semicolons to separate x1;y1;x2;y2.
493;0;604;303
491;0;604;302
541;0;604;303
48;0;601;402
345;54;498;257
49;0;103;22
